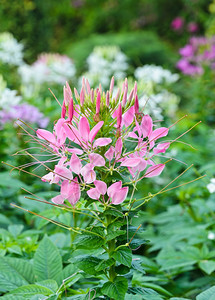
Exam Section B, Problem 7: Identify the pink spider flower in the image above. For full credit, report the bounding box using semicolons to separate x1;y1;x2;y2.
87;180;128;205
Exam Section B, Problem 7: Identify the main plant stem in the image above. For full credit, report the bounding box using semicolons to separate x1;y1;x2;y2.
106;215;117;282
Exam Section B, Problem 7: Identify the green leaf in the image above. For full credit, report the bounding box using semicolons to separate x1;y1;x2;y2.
199;260;215;275
35;279;58;293
62;264;77;279
0;295;26;300
73;232;104;249
132;258;146;274
0;256;30;292
196;286;215;300
7;284;54;297
103;209;124;218
8;224;24;238
102;276;128;300
75;256;102;275
95;258;115;272
33;236;63;285
4;257;35;284
112;247;132;267
115;264;130;274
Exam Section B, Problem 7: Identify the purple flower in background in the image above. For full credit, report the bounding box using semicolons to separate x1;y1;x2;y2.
171;17;184;31
177;36;215;76
179;45;194;57
0;104;49;129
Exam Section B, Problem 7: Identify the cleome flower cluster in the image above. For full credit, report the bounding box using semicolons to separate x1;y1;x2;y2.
36;78;170;207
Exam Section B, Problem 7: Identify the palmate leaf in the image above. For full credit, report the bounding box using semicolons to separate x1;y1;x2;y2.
112;246;132;267
0;256;31;293
101;276;128;300
33;236;63;285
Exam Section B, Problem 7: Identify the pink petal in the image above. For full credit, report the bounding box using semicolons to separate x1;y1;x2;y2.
111;187;128;205
107;181;122;198
87;188;100;200
89;153;105;166
94;180;107;195
89;121;104;142
61;180;70;198
141;115;153;138
55;166;73;181
149;127;169;141
145;164;165;178
105;146;115;161
41;172;54;183
79;117;90;142
122;106;135;127
115;138;123;160
121;158;142;167
66;148;83;155
52;195;64;204
153;142;170;155
63;123;81;144
128;132;139;139
81;163;96;183
67;178;81;206
55;118;66;145
70;154;82;174
36;129;55;144
93;138;112;148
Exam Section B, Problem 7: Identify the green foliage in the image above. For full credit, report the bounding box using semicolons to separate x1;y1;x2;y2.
33;236;63;284
66;31;176;73
102;276;128;300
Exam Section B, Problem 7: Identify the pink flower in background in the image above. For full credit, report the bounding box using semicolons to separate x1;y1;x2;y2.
187;22;198;33
171;17;184;31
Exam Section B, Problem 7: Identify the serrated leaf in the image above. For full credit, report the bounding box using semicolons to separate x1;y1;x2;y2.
7;284;54;297
115;264;130;274
0;295;26;300
62;264;77;279
132;258;146;274
112;247;132;267
102;276;128;300
33;236;63;285
106;229;126;241
8;224;24;238
0;256;30;292
4;257;35;284
75;256;102;275
73;232;104;249
199;260;215;275
103;209;124;218
95;258;115;271
35;279;58;293
196;286;215;300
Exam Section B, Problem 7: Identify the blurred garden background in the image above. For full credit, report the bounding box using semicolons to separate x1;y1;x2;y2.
0;0;215;299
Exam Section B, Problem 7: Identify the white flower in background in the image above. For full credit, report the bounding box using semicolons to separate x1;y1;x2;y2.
207;178;215;193
208;232;215;240
0;76;22;110
135;64;179;84
18;53;76;97
81;46;128;88
0;32;24;66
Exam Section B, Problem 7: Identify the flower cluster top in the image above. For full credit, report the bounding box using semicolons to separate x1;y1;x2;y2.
36;78;170;207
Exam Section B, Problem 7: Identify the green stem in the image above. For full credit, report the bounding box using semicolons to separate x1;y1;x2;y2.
106;215;117;282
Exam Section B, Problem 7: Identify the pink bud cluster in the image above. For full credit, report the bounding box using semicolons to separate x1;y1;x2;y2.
36;77;170;207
